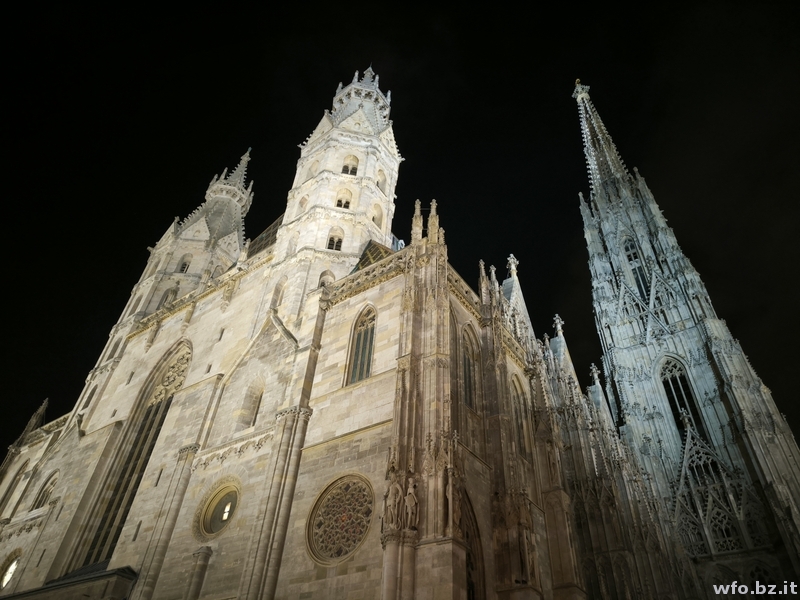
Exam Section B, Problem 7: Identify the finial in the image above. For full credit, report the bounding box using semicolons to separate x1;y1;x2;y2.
226;148;251;187
553;314;564;336
590;363;601;386
352;71;359;83
572;79;591;100
489;265;497;282
411;200;423;244
427;200;439;244
507;254;519;277
336;82;343;94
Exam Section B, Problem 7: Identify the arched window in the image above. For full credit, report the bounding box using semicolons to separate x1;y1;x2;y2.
511;378;530;460
376;170;387;194
372;204;383;228
176;254;193;274
462;330;478;410
158;286;178;309
0;552;20;590
661;359;707;441
240;380;265;429
271;277;287;310
31;472;58;511
78;345;191;569
623;239;648;299
0;460;28;517
327;227;343;252
336;189;352;209
348;308;376;384
342;155;359;176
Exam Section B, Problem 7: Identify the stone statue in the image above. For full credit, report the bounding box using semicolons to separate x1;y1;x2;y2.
384;472;404;530
404;477;418;529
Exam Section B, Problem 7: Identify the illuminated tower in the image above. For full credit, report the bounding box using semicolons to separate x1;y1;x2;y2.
574;80;800;586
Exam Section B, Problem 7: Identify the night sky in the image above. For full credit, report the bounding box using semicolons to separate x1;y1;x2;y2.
6;6;799;452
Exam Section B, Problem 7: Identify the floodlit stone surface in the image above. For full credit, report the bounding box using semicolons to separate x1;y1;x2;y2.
0;72;796;600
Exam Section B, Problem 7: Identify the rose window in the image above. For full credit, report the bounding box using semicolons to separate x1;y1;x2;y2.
308;476;373;563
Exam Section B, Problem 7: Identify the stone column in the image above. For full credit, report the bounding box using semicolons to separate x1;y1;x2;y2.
134;443;199;600
400;531;417;600
381;533;401;600
183;546;212;600
262;407;311;598
239;406;312;600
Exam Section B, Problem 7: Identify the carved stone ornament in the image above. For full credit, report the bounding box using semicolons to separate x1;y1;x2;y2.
307;475;374;564
148;347;191;407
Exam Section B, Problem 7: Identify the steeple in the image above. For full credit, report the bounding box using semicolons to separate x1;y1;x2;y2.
205;148;254;216
573;80;630;204
273;68;401;274
574;82;800;575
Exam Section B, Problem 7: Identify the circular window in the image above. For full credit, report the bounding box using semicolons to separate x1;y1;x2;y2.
1;557;19;589
307;475;373;564
201;486;238;536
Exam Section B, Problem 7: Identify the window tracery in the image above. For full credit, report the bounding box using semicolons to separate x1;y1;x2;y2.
660;359;707;441
462;331;478;410
348;308;376;384
623;239;648;299
0;461;28;517
31;473;58;511
307;476;373;564
79;344;191;569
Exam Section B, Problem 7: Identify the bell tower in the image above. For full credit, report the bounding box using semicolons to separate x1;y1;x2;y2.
276;67;402;280
574;81;800;579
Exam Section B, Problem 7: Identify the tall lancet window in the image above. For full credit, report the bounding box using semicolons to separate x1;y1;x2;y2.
78;345;191;568
661;359;707;441
623;239;649;300
462;331;478;410
511;378;529;460
348;308;376;384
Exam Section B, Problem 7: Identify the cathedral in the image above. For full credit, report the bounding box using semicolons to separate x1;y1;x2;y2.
0;69;797;600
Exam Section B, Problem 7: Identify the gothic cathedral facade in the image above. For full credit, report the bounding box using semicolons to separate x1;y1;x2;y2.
0;71;796;600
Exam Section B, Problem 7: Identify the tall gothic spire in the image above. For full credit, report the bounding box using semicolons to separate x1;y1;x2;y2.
205;148;255;216
573;80;630;199
226;147;251;188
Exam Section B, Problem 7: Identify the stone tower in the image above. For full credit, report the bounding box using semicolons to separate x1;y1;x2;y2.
573;80;800;590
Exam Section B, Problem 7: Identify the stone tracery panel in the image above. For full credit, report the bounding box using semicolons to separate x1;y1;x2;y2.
307;475;373;564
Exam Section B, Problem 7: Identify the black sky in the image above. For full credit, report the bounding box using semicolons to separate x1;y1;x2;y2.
5;5;799;451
